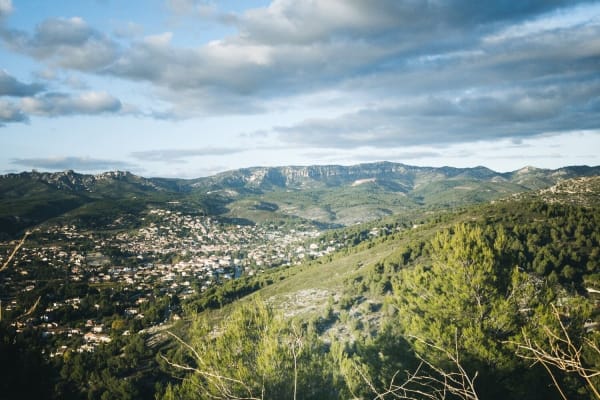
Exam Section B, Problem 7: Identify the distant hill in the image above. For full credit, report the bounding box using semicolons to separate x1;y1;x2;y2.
182;162;600;225
0;170;177;237
185;162;600;191
1;162;599;236
511;175;600;207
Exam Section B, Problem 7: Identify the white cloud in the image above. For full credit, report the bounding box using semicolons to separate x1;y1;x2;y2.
0;0;12;18
131;147;245;163
484;3;600;43
1;17;119;71
166;0;217;17
112;21;144;39
166;0;195;14
11;156;136;171
143;32;173;47
1;0;599;155
275;78;600;149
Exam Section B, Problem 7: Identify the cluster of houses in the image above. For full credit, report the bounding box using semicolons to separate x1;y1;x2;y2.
0;207;345;355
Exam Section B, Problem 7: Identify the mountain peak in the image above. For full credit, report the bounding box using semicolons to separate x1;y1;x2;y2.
515;165;542;174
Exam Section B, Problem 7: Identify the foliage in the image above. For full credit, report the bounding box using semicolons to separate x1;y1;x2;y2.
159;300;343;399
54;333;165;400
388;223;559;398
155;190;600;399
515;305;600;399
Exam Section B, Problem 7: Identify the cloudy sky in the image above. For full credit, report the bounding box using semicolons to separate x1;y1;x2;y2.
0;0;599;178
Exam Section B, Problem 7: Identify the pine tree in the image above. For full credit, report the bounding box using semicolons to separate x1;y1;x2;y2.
391;223;555;399
160;300;343;399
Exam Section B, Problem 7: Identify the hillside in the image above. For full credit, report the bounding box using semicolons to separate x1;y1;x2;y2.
187;163;600;191
166;174;600;399
253;175;600;321
0;170;200;238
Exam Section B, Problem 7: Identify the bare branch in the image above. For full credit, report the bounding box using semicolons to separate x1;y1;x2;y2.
288;325;303;400
163;330;263;400
355;334;479;400
511;305;600;399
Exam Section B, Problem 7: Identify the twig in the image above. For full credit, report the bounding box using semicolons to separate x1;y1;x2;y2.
163;330;262;400
355;333;479;400
512;304;600;399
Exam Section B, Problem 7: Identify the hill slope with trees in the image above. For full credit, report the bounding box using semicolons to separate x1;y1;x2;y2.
158;176;600;399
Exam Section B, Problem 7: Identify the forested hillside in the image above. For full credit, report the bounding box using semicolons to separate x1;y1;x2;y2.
160;178;600;400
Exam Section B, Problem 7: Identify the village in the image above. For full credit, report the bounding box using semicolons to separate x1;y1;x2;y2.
0;207;345;357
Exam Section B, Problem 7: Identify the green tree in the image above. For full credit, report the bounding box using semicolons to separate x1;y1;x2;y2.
391;223;555;399
161;300;343;399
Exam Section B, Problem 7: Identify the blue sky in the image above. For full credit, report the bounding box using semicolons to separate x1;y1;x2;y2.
0;0;599;178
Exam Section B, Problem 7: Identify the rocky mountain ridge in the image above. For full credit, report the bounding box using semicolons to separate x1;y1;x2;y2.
188;162;600;192
1;169;165;194
5;162;599;194
1;162;599;236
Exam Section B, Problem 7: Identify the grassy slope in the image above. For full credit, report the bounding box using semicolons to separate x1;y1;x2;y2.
237;216;455;321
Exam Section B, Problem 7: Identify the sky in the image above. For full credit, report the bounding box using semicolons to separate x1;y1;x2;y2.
0;0;599;178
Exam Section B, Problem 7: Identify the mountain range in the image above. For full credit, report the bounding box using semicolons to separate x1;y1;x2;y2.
1;162;599;236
